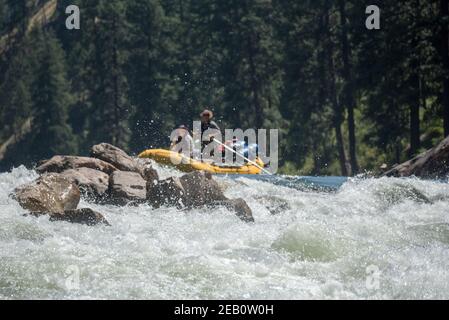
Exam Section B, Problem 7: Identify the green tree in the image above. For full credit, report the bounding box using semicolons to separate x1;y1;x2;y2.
29;29;77;159
126;0;175;151
0;38;32;141
213;0;283;130
87;0;130;150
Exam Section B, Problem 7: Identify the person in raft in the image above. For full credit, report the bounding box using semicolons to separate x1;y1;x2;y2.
200;109;221;152
170;124;194;157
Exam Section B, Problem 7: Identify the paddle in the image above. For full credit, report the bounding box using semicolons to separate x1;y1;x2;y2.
212;138;272;175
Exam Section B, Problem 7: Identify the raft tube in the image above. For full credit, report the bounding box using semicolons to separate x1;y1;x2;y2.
138;149;265;174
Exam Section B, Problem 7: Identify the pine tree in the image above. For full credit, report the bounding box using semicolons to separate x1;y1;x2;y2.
1;0;448;174
205;0;283;129
126;0;174;151
5;0;29;34
88;0;130;150
337;0;358;175
439;0;449;136
0;0;6;34
29;29;77;160
0;39;32;140
55;0;100;152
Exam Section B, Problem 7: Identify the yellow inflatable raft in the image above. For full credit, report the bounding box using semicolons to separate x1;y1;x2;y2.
138;149;265;174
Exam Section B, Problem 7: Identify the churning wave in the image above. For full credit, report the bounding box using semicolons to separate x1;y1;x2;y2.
1;165;449;299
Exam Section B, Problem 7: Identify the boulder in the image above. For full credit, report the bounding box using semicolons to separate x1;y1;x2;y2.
147;177;186;208
90;143;159;181
109;171;147;205
215;198;254;222
36;155;117;175
147;172;215;208
139;162;159;183
179;171;227;207
14;173;80;213
29;208;110;226
91;143;137;172
59;168;109;199
146;171;254;222
383;136;449;179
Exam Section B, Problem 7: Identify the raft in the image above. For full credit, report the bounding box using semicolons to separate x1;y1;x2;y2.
138;149;265;174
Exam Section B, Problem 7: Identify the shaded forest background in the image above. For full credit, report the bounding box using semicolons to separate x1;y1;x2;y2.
1;0;449;176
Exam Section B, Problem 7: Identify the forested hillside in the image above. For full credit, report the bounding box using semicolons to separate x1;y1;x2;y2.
1;0;448;176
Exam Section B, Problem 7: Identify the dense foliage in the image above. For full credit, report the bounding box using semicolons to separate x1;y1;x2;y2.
0;0;448;175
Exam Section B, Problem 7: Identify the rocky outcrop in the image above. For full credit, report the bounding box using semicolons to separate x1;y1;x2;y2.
13;173;110;227
14;173;80;213
59;168;109;199
91;143;137;172
36;155;117;175
140;163;159;183
383;136;449;179
48;209;110;226
179;171;227;207
108;171;147;205
213;198;254;222
147;171;254;222
29;208;110;226
91;143;159;180
147;177;186;208
146;171;227;208
13;143;255;225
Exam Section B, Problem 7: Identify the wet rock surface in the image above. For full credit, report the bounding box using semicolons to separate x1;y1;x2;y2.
13;143;254;224
108;171;147;205
59;167;109;199
91;143;137;172
147;176;186;208
212;198;254;222
179;171;227;207
14;173;80;213
28;208;110;226
36;155;117;175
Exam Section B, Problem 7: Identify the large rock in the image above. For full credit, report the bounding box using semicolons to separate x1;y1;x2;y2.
90;143;159;181
383;136;449;179
147;177;186;208
214;198;254;222
14;173;80;213
29;208;110;226
59;168;109;199
139;162;159;183
146;171;254;222
91;143;137;172
36;155;117;175
109;171;147;205
179;171;227;207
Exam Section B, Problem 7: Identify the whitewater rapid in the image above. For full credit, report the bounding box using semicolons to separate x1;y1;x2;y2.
1;166;449;299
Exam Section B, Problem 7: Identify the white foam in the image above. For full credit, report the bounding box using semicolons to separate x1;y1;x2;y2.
1;168;449;299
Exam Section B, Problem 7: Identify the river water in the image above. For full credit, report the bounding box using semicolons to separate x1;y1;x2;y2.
1;165;449;299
